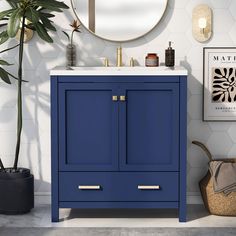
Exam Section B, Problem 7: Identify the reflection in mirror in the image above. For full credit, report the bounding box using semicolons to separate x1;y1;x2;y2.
71;0;168;42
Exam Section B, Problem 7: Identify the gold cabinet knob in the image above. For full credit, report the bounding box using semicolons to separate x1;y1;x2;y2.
112;95;118;101
120;95;126;101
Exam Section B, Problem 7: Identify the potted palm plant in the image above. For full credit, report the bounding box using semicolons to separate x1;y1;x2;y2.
0;0;68;214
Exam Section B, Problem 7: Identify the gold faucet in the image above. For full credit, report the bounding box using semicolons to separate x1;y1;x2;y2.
104;58;109;67
116;46;122;67
130;57;134;67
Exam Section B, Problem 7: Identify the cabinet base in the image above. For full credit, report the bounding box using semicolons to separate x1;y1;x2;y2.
52;202;186;222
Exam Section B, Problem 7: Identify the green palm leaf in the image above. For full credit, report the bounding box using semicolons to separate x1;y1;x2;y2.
7;0;20;3
25;7;39;23
39;13;56;31
0;31;9;45
6;0;20;8
35;0;63;12
0;59;13;66
0;9;15;20
36;0;69;10
0;67;11;84
34;22;53;43
39;12;55;18
7;8;22;37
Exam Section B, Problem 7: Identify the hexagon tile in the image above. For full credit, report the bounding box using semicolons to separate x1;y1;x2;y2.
207;132;233;157
1;0;236;198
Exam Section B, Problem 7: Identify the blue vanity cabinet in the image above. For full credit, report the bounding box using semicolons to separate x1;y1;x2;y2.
51;75;187;223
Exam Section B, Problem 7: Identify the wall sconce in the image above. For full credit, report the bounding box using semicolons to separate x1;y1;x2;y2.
192;4;212;42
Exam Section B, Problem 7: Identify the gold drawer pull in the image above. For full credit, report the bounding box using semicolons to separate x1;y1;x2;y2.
112;95;118;101
120;95;126;101
138;185;160;190
78;185;101;190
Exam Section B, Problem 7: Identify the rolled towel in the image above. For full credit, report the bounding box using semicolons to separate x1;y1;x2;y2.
209;161;236;195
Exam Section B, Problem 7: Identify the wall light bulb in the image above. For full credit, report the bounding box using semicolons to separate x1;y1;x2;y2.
198;17;207;29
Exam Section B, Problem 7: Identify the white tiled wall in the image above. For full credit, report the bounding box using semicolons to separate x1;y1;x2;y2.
0;0;236;200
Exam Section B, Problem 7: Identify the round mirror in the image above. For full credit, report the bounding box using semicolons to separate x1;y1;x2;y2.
71;0;168;42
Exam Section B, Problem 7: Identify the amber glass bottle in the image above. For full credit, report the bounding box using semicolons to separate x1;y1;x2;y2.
145;53;159;67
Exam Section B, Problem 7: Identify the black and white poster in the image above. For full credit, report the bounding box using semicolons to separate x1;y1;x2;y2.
203;47;236;121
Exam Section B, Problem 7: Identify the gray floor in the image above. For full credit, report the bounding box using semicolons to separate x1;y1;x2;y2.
0;204;236;228
0;227;236;236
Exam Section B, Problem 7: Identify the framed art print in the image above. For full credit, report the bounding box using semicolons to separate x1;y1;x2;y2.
203;47;236;121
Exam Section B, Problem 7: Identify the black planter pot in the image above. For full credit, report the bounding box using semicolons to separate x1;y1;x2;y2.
0;168;34;214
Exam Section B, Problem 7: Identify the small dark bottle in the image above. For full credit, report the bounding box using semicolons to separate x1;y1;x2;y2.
165;41;175;67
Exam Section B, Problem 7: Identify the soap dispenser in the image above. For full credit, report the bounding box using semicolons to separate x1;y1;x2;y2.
165;41;175;67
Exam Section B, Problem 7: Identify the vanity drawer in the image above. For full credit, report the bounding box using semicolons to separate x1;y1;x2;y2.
59;172;179;202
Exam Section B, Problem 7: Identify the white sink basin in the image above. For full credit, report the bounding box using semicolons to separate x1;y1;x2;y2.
69;66;180;70
69;66;147;71
50;66;188;76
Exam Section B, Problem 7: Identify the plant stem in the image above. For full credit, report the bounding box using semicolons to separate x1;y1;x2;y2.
69;30;76;66
13;16;25;170
70;29;75;45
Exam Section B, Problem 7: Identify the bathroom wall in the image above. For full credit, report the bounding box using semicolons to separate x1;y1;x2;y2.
0;0;236;203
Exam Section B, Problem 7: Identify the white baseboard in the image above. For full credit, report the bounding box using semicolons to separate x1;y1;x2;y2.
35;192;203;205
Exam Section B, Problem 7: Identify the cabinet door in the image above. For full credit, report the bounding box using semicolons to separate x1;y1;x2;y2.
119;83;179;171
58;83;119;171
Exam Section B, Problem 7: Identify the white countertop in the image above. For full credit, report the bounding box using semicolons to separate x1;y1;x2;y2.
50;66;188;76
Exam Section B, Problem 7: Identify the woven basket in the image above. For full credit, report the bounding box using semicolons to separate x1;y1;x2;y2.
193;141;236;216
